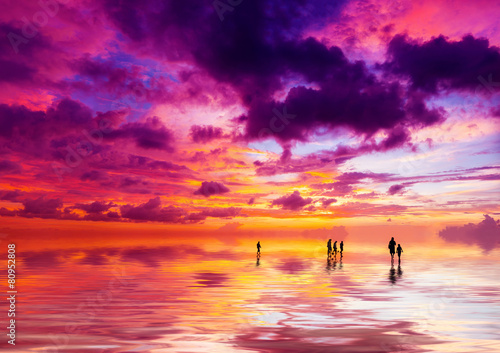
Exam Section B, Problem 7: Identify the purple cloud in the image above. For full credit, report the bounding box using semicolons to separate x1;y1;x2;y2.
0;160;22;174
73;201;116;214
106;117;175;151
189;125;226;143
96;0;447;149
439;215;500;251
319;198;337;207
120;197;186;223
388;184;406;195
194;181;230;197
19;197;63;219
200;207;241;218
0;190;24;201
385;34;500;93
271;191;312;210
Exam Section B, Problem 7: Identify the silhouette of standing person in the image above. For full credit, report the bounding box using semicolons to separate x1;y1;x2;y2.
397;244;403;263
327;239;332;257
340;241;344;256
388;237;396;260
256;241;261;257
333;241;337;257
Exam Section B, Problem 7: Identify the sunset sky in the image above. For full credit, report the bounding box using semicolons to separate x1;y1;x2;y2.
1;0;499;247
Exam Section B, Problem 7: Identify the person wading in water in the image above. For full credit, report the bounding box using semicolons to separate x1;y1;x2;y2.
388;237;396;260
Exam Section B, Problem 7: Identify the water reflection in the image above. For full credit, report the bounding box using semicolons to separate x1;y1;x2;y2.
326;256;338;272
12;243;500;352
389;263;403;284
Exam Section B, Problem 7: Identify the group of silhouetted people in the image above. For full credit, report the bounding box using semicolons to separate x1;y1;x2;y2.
327;239;343;258
255;238;403;265
388;237;403;263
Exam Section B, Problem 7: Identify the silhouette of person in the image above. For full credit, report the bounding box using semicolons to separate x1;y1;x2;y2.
327;239;332;257
256;241;261;256
333;241;337;257
388;237;396;259
397;244;403;263
340;241;344;256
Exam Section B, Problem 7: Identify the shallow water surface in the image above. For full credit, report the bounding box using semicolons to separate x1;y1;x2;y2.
10;243;500;352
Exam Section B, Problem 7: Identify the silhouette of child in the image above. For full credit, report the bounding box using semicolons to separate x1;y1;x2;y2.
397;244;403;262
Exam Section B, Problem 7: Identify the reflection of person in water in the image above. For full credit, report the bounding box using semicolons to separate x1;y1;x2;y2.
340;241;344;256
388;237;396;259
389;263;403;284
397;244;403;263
256;257;260;266
389;264;396;284
327;239;332;257
256;241;261;256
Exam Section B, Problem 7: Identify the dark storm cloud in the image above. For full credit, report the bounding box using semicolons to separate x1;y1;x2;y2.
384;34;500;93
242;75;441;144
99;0;444;145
